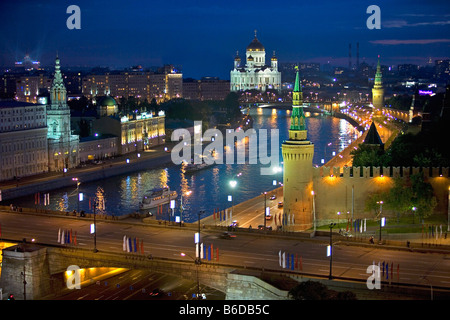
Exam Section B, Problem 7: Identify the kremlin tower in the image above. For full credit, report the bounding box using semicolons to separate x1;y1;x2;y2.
281;67;315;231
372;55;385;113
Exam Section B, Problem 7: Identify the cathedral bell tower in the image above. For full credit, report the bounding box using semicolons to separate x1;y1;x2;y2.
47;55;79;172
281;67;314;231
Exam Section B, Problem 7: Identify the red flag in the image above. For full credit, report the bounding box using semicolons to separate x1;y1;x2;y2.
216;248;219;261
299;256;303;271
295;254;298;269
74;231;77;246
213;209;216;220
141;240;144;254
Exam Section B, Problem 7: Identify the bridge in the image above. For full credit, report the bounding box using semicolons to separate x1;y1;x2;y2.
0;242;293;300
2;239;449;300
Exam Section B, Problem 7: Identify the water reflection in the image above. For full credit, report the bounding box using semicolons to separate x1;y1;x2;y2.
9;108;356;222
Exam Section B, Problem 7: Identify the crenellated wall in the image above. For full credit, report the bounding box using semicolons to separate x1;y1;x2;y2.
312;166;449;225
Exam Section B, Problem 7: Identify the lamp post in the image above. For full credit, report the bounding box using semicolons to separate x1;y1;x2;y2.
196;210;205;264
377;201;384;243
262;191;267;229
329;223;336;280
72;178;80;212
311;191;316;233
229;180;237;217
337;211;341;230
93;202;98;253
181;252;201;299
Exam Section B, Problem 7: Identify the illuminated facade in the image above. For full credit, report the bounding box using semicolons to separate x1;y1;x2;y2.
92;111;165;155
82;65;183;103
230;32;281;92
0;101;48;181
47;56;80;172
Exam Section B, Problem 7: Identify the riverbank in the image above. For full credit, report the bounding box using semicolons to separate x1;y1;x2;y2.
0;143;175;202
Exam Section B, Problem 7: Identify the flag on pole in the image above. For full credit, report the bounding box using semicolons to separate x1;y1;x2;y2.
282;252;286;268
74;231;77;246
216;248;219;261
58;228;61;243
140;239;144;254
123;236;127;251
299;256;303;271
279;250;281;267
291;254;294;270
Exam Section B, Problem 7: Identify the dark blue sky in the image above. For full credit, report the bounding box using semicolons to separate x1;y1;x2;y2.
0;0;449;79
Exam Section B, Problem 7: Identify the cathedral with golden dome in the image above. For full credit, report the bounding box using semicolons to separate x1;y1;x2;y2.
230;31;281;92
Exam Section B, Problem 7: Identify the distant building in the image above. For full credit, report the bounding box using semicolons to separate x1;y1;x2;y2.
82;65;183;103
0;100;48;181
183;77;230;100
92;111;165;155
15;74;52;103
230;32;281;93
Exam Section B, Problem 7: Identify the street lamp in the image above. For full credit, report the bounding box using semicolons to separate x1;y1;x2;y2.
229;180;237;216
311;191;316;233
92;201;98;253
328;223;336;280
181;252;201;299
337;212;341;230
377;201;384;243
72;178;81;212
196;210;205;264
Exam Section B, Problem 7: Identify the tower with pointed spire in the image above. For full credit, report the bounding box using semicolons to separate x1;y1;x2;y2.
372;55;384;113
47;55;79;172
281;66;315;231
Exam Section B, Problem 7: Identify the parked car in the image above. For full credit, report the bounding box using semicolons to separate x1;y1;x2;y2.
270;195;276;200
277;201;283;208
258;225;272;231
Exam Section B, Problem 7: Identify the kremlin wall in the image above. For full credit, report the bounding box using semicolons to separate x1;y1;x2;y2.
311;166;449;228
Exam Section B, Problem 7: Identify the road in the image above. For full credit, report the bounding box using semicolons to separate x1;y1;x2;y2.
1;210;450;297
54;268;225;300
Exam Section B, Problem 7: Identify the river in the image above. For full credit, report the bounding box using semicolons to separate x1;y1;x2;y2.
10;107;359;223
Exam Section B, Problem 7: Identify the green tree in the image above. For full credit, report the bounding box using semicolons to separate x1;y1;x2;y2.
351;144;386;167
410;172;437;221
384;178;414;222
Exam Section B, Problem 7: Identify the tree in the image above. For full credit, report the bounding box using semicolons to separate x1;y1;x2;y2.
384;178;414;222
351;143;386;167
410;172;437;221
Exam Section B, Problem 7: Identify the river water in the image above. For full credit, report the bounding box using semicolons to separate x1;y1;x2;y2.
10;107;359;223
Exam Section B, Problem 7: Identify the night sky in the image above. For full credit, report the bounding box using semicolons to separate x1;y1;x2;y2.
0;0;449;79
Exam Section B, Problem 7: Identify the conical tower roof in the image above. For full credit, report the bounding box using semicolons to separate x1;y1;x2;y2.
364;122;383;146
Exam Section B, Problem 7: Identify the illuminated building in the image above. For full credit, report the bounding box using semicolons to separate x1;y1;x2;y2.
92;111;165;155
0;101;48;181
82;65;182;103
230;31;281;93
46;55;80;172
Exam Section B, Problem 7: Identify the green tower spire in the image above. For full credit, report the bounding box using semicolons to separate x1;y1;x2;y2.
374;55;382;88
289;66;306;132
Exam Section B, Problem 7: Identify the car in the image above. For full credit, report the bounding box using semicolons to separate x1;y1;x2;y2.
149;288;164;297
230;220;239;227
220;232;236;239
258;225;272;231
265;214;272;220
270;195;276;200
277;201;283;208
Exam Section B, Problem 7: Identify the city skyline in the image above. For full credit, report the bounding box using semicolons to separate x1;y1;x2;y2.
0;1;449;79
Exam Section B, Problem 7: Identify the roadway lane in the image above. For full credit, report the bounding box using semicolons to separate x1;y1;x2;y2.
1;210;450;293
